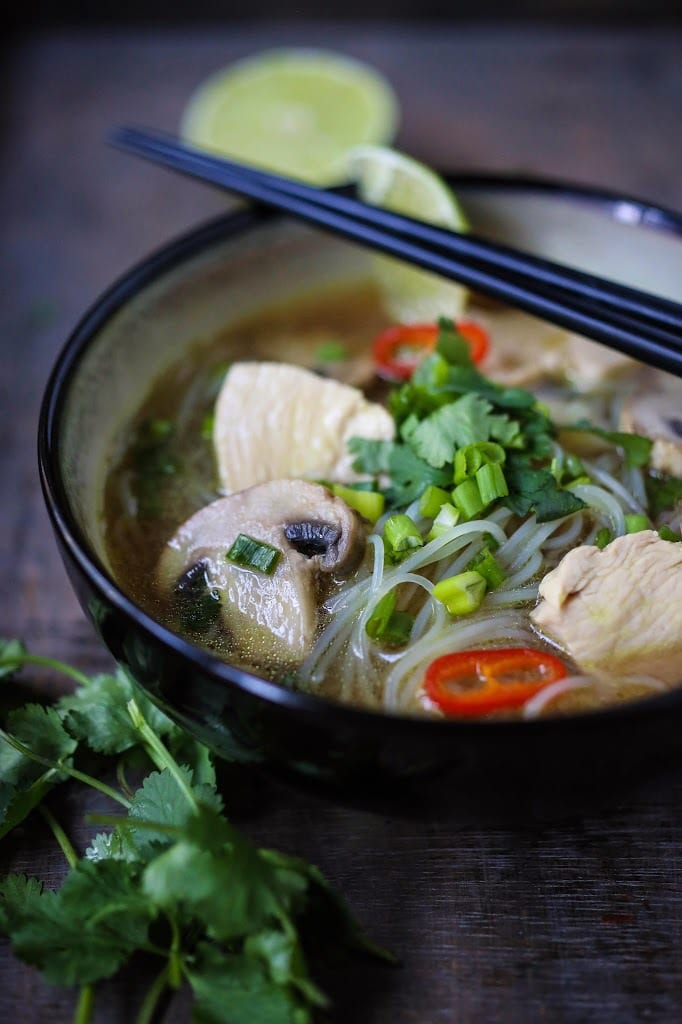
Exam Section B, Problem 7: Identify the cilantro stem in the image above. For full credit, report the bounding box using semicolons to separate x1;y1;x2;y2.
116;754;135;801
167;913;183;990
135;963;171;1024
0;653;91;687
73;985;94;1024
0;728;131;808
39;805;78;869
127;699;197;812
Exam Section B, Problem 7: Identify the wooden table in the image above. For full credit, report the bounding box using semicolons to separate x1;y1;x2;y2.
2;25;682;1023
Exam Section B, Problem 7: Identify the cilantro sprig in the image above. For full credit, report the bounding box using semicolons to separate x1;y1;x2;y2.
0;639;390;1023
350;319;587;521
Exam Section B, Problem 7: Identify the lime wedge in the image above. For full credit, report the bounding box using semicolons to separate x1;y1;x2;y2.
180;50;399;185
349;145;469;323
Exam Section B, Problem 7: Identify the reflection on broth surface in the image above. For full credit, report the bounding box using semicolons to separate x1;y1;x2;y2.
104;280;682;721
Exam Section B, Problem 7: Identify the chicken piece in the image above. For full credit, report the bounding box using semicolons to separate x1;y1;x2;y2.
213;362;394;493
158;480;364;667
530;531;682;685
479;308;634;389
620;373;682;476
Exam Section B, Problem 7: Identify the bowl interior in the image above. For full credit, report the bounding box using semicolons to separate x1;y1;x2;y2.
55;180;682;639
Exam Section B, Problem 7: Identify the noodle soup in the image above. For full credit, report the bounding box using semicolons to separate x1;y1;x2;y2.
104;281;682;721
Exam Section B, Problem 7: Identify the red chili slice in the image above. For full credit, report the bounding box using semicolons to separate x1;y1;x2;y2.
423;647;567;718
372;320;490;381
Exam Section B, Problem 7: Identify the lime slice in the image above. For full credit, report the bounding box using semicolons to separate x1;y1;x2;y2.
349;145;469;323
180;50;398;185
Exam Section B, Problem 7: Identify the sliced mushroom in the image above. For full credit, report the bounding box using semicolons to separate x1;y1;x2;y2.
212;362;394;493
157;480;365;667
620;373;682;476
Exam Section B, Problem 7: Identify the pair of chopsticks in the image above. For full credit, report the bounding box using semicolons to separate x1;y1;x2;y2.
111;126;682;378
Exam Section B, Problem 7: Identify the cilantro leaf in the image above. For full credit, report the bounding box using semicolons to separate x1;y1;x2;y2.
0;874;44;933
505;455;587;523
188;942;310;1024
127;767;222;859
408;394;496;467
0;639;27;679
645;473;682;517
58;667;175;757
245;929;328;1009
0;705;78;836
0;860;156;985
571;421;653;468
58;667;176;755
143;807;309;943
349;438;449;507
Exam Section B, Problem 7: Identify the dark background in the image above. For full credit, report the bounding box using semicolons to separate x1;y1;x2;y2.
8;0;682;30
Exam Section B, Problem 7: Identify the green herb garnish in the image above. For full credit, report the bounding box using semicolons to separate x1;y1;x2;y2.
0;639;390;1022
365;591;414;647
227;534;282;574
351;318;586;522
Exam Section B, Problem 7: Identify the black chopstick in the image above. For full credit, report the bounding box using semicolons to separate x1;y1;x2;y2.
110;126;682;377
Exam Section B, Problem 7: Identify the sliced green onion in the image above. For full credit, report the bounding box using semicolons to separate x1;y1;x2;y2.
454;442;505;485
624;513;650;534
314;340;348;363
384;514;424;561
475;462;508;506
427;502;461;541
452;478;485;520
419;485;452;519
332;483;385;523
466;547;507;589
227;534;281;574
433;571;487;616
594;527;613;550
365;591;414;647
658;524;682;543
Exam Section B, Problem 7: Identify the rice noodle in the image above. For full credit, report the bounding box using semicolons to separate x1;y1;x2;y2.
583;459;646;514
570;483;627;536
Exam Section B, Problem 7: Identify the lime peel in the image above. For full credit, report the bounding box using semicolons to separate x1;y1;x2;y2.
348;144;470;323
180;49;399;186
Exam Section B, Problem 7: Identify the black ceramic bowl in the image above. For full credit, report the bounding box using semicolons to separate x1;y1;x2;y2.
39;177;682;799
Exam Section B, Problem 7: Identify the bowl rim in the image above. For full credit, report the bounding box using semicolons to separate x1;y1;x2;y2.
38;173;682;738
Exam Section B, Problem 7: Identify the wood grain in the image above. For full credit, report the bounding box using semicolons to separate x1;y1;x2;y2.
1;24;682;1023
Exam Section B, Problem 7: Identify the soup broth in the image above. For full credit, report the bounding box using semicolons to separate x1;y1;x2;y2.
104;281;682;720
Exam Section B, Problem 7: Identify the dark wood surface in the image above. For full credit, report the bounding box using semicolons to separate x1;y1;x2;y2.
2;24;682;1023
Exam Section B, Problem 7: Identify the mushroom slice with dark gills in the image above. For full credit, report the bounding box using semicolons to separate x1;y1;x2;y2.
157;480;365;668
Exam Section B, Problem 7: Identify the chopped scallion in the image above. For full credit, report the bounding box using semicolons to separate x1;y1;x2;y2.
594;527;613;549
454;442;505;485
419;484;452;518
332;483;385;523
383;514;424;561
466;547;507;589
427;502;460;541
624;513;650;534
433;571;487;616
452;478;485;520
226;534;282;574
475;462;509;506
